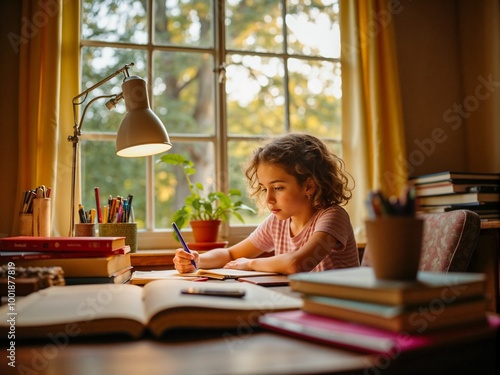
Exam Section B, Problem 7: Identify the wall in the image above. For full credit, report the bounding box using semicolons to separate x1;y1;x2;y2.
394;0;500;177
0;1;21;237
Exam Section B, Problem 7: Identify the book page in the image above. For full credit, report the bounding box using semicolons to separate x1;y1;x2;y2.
2;284;148;327
141;279;302;323
130;270;200;284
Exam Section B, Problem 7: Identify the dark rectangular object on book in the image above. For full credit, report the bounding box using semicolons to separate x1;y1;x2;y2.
0;236;126;251
259;310;500;355
288;268;486;306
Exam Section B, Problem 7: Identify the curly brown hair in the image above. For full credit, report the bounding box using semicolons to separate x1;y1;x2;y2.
244;133;354;210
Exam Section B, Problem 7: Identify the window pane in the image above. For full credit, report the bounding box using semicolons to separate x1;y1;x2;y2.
81;47;147;132
227;140;259;225
82;0;148;44
288;59;342;138
81;140;147;229
154;142;215;229
326;140;342;159
154;0;213;48
226;54;285;136
153;51;215;134
286;0;340;58
226;0;283;53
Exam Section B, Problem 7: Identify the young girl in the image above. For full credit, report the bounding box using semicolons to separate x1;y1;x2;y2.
173;133;360;274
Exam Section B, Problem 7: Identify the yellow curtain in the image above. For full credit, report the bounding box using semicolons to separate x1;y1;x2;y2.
16;0;80;236
340;0;407;241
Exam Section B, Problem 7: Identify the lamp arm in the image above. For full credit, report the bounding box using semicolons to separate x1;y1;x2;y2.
74;94;117;135
72;62;133;107
67;62;134;236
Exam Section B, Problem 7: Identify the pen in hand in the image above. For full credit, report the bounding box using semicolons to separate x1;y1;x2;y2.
172;222;197;269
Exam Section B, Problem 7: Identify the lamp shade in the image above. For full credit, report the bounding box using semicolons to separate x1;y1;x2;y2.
116;76;172;157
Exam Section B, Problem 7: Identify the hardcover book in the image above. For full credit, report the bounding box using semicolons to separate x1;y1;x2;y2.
10;253;132;277
410;172;500;185
416;192;500;206
0;280;302;339
64;266;133;285
259;310;500;355
0;246;131;262
288;268;486;306
301;294;487;332
0;236;126;251
414;181;499;197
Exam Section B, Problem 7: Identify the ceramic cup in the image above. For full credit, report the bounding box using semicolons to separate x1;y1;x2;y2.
365;217;424;281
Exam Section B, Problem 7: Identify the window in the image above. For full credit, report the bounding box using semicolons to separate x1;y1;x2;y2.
79;0;342;249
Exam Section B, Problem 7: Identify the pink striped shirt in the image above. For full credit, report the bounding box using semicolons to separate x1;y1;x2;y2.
249;205;359;272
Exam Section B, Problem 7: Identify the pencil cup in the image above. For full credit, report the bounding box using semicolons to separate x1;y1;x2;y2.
365;217;424;281
32;198;51;237
99;223;137;252
19;213;33;236
74;223;97;237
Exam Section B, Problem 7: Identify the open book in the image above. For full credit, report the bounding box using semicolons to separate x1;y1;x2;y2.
0;280;301;339
131;268;278;284
178;268;278;280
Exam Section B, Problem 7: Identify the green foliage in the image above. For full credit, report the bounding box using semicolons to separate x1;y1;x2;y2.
159;154;256;230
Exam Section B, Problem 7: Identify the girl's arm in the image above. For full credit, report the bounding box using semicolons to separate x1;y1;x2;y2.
225;231;339;274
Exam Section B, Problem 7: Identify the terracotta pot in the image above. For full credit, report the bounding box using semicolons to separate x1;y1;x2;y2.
190;220;221;243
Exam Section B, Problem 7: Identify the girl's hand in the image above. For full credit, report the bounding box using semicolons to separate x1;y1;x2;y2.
223;258;252;270
173;248;199;273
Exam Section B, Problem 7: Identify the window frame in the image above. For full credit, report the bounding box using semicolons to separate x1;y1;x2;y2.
79;0;342;250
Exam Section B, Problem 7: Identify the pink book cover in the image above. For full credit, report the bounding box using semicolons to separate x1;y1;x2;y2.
259;310;500;355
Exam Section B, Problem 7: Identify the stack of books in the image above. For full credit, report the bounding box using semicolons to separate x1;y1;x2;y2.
0;236;132;285
259;268;500;355
410;171;500;220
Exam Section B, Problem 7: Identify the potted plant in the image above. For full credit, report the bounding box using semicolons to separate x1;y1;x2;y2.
159;153;256;243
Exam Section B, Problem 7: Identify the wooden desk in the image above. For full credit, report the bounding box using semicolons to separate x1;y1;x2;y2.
468;220;500;313
8;316;498;375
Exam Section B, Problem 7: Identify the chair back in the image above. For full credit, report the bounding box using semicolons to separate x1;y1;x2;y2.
361;210;481;272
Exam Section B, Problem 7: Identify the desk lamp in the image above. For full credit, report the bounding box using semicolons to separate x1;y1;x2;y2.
68;62;172;236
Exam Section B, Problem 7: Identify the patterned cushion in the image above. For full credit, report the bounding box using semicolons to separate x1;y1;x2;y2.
361;210;481;272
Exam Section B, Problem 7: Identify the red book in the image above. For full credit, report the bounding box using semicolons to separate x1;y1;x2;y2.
259;310;500;355
0;236;126;252
0;245;130;261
